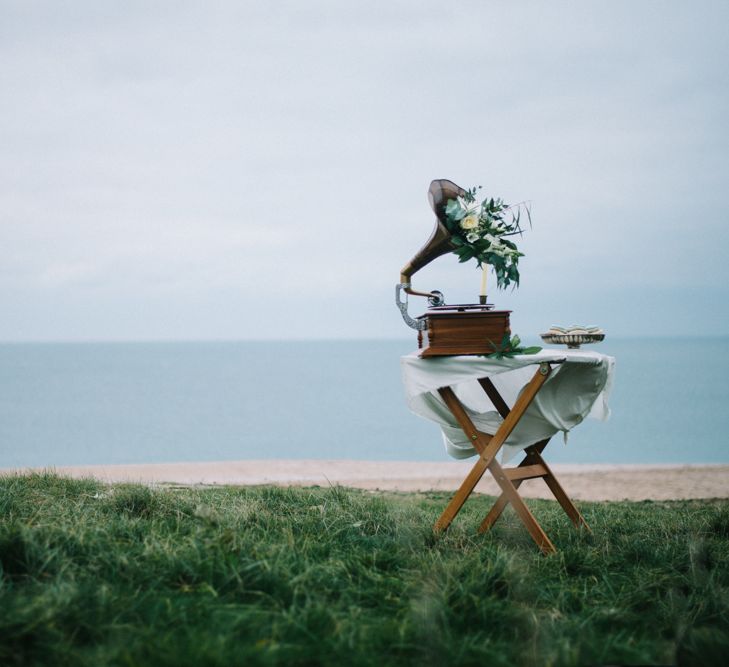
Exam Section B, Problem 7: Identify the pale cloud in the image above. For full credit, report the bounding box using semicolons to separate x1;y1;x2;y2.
1;0;728;340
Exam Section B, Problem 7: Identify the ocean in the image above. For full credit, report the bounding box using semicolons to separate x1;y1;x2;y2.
1;338;727;468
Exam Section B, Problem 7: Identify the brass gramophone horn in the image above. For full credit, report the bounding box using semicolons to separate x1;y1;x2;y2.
396;179;466;329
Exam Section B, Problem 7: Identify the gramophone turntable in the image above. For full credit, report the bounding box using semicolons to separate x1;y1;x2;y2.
396;179;512;357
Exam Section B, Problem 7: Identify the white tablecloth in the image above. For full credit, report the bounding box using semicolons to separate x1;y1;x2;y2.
401;349;615;463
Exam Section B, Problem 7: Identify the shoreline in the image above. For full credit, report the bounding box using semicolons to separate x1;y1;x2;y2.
3;459;728;501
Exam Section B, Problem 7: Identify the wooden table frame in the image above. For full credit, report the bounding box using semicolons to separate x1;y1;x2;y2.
434;361;590;554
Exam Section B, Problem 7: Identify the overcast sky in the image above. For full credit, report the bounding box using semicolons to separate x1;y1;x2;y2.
2;1;728;341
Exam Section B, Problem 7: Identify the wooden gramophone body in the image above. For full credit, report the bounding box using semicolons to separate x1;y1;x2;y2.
417;305;511;357
397;179;510;357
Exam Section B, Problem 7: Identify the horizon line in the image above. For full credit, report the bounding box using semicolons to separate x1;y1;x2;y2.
1;333;728;345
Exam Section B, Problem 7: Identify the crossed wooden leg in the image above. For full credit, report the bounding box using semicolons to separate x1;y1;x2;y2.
433;362;589;555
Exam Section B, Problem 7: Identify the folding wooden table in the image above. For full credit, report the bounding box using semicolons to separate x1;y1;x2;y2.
401;351;614;554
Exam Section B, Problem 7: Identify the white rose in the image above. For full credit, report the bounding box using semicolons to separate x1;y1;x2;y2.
466;232;480;243
460;214;479;231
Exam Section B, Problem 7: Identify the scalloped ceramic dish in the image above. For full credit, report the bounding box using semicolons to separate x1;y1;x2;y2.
540;332;605;349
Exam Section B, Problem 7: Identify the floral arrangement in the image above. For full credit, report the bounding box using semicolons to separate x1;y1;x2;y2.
443;186;531;289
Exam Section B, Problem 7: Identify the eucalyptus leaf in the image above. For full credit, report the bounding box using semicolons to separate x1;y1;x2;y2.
483;334;542;359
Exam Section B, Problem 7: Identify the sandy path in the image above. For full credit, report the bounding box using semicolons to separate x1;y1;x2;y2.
3;460;728;501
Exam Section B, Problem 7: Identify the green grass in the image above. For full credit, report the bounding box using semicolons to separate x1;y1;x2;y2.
1;474;728;666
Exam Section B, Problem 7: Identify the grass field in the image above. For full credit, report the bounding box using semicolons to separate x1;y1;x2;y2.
1;473;728;666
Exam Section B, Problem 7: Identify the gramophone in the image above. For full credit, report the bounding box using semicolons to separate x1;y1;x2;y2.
396;179;511;357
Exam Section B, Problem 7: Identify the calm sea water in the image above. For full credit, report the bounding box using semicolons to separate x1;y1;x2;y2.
0;338;727;468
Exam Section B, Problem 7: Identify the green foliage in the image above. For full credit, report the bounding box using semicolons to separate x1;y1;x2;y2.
443;186;531;290
485;333;542;359
1;473;728;666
